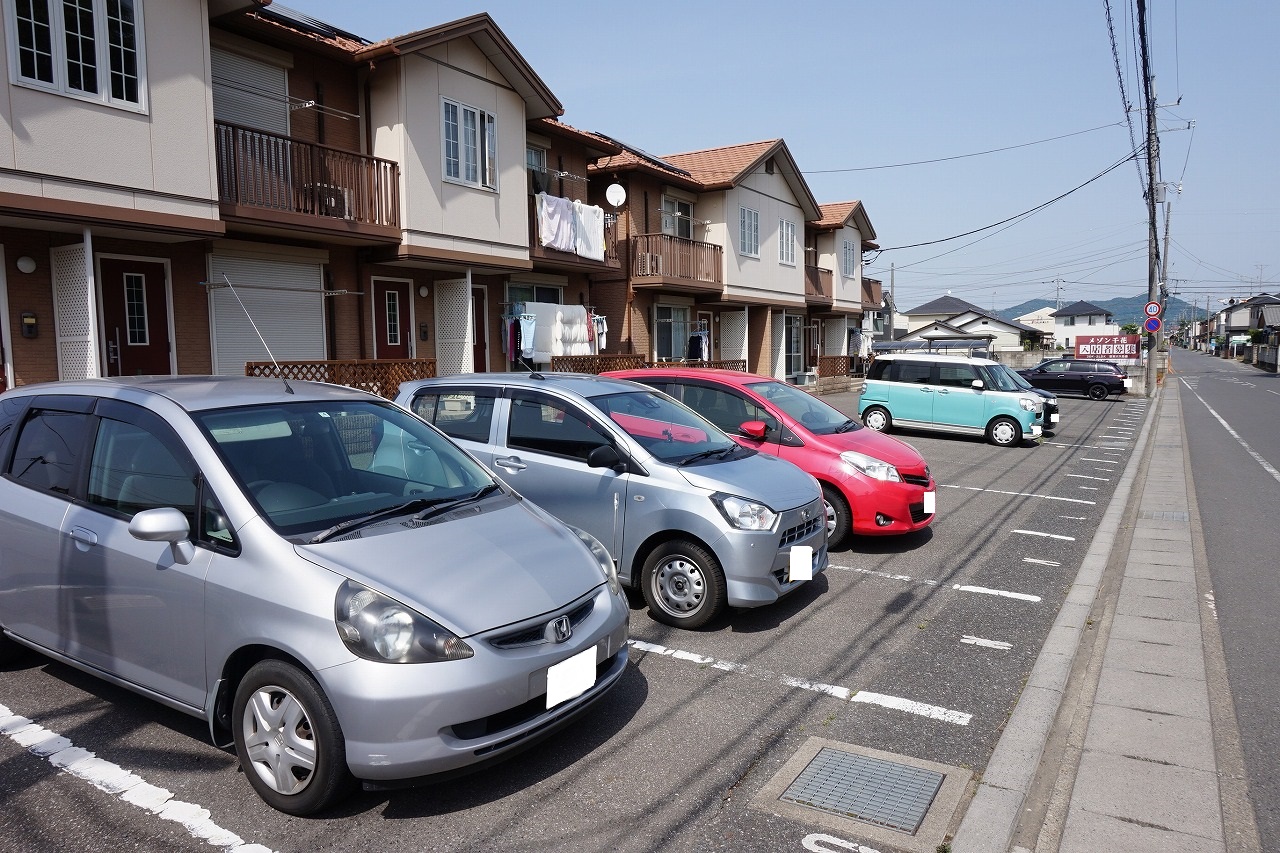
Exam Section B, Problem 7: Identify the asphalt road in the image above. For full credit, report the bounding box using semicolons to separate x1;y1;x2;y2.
1173;350;1280;845
0;389;1150;852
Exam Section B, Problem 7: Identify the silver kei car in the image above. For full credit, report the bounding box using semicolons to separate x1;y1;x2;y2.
0;376;629;815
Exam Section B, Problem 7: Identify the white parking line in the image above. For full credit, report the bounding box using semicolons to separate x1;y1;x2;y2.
1023;557;1062;566
953;584;1042;602
940;484;1095;505
1066;474;1109;481
1079;486;1099;491
1014;529;1076;541
627;641;972;725
1046;442;1126;450
1080;457;1119;464
839;566;939;586
961;635;1013;651
0;704;273;852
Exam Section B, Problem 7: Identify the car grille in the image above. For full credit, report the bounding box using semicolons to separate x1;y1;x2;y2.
780;512;822;546
901;473;931;487
910;502;932;523
489;599;595;649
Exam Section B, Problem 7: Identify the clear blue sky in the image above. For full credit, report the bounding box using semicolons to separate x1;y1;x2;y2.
285;1;1278;316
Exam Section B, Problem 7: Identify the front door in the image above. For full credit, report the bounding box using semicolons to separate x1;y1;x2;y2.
472;287;488;372
372;279;411;359
99;258;171;376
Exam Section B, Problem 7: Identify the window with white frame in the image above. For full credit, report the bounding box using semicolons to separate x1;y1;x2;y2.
778;219;796;265
443;98;497;190
507;282;562;305
842;240;858;278
662;197;693;240
124;273;147;344
739;207;759;257
6;0;146;110
385;290;401;346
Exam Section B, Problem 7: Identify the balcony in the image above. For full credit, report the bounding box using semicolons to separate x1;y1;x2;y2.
631;233;723;294
804;264;834;306
215;121;400;239
862;277;883;310
527;169;620;269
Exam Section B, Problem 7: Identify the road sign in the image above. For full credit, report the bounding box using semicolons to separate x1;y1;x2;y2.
1144;316;1162;333
1144;301;1162;317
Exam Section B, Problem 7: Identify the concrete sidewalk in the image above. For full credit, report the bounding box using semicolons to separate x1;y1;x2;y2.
952;382;1260;852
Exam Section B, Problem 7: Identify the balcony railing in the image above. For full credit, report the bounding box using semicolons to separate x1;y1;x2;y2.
804;265;833;302
527;191;621;267
215;121;400;228
632;233;722;285
862;277;883;308
245;358;434;399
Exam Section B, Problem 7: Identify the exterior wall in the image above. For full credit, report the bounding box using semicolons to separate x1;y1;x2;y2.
747;305;772;375
0;0;219;222
906;312;953;333
827;224;864;312
1055;314;1119;345
371;41;530;266
286;52;361;151
710;172;806;306
1015;307;1056;341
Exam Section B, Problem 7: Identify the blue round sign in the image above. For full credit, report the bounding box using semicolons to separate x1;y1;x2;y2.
1144;316;1162;333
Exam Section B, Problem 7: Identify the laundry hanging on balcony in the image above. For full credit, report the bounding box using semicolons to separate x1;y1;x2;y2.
572;200;606;261
536;192;605;260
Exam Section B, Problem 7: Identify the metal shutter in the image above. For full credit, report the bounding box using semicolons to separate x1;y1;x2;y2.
211;47;288;135
209;255;324;376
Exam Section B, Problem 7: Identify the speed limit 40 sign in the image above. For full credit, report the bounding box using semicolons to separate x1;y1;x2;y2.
1145;301;1162;317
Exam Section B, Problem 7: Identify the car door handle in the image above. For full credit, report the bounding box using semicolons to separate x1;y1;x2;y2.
919;387;934;393
495;456;527;472
69;526;98;547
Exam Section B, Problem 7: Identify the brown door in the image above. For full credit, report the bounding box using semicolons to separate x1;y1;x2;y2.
472;288;488;372
372;280;411;359
99;258;171;376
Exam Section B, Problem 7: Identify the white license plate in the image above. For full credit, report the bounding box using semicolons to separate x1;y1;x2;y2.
789;545;813;582
923;490;936;515
1123;379;1133;388
546;645;597;709
1031;424;1043;436
1051;413;1060;423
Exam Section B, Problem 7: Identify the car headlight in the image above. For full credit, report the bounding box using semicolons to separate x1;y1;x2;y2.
711;493;777;531
334;580;473;663
1019;397;1040;412
568;525;619;595
840;450;902;482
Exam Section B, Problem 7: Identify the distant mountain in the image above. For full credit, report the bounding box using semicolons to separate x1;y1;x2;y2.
997;294;1199;327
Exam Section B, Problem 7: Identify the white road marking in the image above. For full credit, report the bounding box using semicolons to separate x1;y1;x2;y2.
1182;380;1280;484
839;566;939;586
1205;592;1218;620
940;484;1095;505
961;635;1013;651
0;704;273;852
1079;486;1099;491
803;832;884;852
1080;457;1119;464
1067;474;1109;481
627;640;971;725
954;584;1042;602
1024;557;1062;566
1046;442;1126;450
1268;389;1279;397
1014;529;1076;541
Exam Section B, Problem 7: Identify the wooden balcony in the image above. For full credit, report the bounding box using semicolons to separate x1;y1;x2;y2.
631;233;723;294
215;121;400;239
244;358;435;399
527;174;621;270
804;264;834;306
862;277;883;309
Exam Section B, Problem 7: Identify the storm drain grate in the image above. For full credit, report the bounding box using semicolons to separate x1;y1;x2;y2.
779;747;944;835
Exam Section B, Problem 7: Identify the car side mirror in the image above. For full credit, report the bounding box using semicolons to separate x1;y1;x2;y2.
971;379;985;391
586;444;624;470
739;420;768;440
129;507;196;565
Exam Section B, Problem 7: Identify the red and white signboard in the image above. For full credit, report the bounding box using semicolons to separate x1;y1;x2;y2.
1075;334;1141;360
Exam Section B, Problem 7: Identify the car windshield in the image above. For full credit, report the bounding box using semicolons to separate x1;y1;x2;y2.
978;365;1021;392
195;400;497;538
996;364;1036;391
592;390;740;464
743;380;860;434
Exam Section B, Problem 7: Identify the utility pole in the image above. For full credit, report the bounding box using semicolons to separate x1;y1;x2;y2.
889;262;896;342
1138;0;1160;398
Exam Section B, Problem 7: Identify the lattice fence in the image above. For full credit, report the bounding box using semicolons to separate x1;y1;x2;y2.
549;354;647;373
245;359;437;398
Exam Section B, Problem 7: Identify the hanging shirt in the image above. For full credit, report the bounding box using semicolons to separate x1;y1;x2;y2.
536;193;575;253
572;201;606;261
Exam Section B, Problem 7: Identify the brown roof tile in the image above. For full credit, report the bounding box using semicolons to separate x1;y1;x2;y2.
660;140;781;188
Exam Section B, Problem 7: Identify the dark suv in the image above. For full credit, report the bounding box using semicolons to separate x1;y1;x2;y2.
1017;358;1130;400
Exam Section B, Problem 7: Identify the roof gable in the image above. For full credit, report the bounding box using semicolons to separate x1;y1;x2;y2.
815;201;877;243
901;295;986;317
1051;300;1110;318
661;140;822;220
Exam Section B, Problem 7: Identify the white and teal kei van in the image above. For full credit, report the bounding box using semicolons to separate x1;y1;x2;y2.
859;354;1044;447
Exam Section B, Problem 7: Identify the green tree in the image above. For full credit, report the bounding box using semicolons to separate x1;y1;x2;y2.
1120;322;1140;335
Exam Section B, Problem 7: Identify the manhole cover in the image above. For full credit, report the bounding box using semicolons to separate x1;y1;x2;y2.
779;747;944;834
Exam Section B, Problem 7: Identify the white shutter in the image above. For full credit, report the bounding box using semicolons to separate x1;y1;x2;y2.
209;255;324;375
211;47;289;135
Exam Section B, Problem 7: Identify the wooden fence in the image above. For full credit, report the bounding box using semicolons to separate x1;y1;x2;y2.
245;359;436;399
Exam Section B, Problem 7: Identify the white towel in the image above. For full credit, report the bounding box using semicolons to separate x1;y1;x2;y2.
537;193;576;253
572;201;606;261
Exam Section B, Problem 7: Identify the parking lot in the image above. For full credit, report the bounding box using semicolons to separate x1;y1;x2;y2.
0;392;1150;853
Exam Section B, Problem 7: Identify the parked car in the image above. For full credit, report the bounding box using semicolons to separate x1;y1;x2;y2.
604;368;936;548
1016;358;1130;400
859;354;1045;447
395;373;828;630
0;377;630;815
991;363;1060;432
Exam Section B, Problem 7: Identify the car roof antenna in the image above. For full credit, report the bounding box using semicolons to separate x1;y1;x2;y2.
219;273;293;394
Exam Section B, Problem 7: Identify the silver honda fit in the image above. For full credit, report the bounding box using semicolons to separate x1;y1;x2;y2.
0;376;629;814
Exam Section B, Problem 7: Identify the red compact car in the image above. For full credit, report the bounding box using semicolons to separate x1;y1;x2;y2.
606;369;936;546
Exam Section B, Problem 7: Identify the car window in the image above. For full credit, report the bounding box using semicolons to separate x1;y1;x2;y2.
742;380;850;434
893;362;933;384
410;390;496;443
936;364;977;388
9;409;92;495
87;417;198;528
592;390;737;463
1042;361;1069;371
681;384;778;435
979;365;1019;392
507;395;613;463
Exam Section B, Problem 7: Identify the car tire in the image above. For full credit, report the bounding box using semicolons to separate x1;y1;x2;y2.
641;540;726;629
821;484;852;549
1086;383;1109;400
987;416;1023;447
862;406;892;432
233;659;353;816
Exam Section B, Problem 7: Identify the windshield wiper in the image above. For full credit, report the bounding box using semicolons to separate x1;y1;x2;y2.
679;446;737;466
309;497;443;544
834;418;860;433
412;484;503;523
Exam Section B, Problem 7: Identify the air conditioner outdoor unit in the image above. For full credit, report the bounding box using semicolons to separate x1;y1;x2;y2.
636;252;663;276
310;184;352;219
